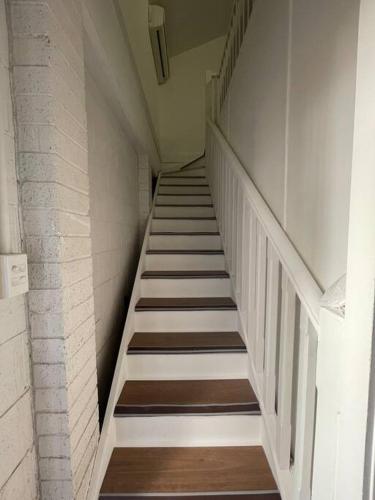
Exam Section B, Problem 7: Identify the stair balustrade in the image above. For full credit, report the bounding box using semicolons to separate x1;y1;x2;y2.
206;119;322;499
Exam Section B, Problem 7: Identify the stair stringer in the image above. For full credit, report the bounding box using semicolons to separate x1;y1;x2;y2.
87;173;163;500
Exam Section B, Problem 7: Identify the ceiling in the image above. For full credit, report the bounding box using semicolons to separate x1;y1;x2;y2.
149;0;233;57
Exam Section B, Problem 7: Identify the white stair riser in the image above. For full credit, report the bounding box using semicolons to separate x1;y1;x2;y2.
163;168;206;177
145;254;226;271
127;352;247;379
152;219;218;232
158;186;210;195
154;206;215;218
116;415;261;447
149;235;222;250
141;278;231;297
135;310;237;332
160;177;208;185
157;195;212;205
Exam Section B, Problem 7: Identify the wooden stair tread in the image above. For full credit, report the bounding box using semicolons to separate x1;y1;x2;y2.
150;231;220;236
159;184;209;187
141;270;229;279
155;204;214;207
157;193;211;196
101;495;280;500
128;331;245;353
153;217;216;220
162;175;206;179
146;249;224;255
115;379;259;416
135;297;237;311
100;446;279;496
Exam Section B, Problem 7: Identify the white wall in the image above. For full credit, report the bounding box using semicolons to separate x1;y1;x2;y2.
119;0;225;168
159;37;225;166
220;0;360;290
83;0;160;171
119;0;159;138
0;1;38;497
86;73;141;421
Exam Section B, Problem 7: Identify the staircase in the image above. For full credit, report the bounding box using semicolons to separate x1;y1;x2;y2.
98;166;281;499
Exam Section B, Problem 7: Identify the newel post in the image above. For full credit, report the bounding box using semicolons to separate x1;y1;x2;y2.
311;282;345;500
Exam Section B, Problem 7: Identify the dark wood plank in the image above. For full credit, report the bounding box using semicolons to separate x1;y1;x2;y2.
141;271;229;279
153;217;217;220
159;184;209;187
100;447;279;495
155;204;214;207
150;231;220;236
135;297;237;311
127;331;245;353
161;175;206;179
146;250;224;255
100;494;281;500
115;379;260;416
157;193;211;196
117;379;255;406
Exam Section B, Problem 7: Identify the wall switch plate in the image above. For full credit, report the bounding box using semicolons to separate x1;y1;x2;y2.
0;254;29;299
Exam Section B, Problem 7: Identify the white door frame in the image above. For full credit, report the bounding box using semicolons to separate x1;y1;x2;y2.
335;0;375;498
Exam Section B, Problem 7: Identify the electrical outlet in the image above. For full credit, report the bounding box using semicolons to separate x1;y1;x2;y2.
0;254;29;299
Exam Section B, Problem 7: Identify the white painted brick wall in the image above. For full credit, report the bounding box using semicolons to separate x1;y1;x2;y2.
86;73;144;417
0;0;38;497
8;0;100;497
2;0;154;497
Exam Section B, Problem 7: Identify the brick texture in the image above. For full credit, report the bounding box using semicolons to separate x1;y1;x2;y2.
8;0;99;497
0;0;38;497
86;73;143;419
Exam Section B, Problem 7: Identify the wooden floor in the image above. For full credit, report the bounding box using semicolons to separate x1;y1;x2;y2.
158;184;210;187
146;249;224;255
135;297;237;311
100;495;281;500
127;331;246;353
141;270;230;279
153;216;217;220
100;447;280;497
115;379;260;416
155;203;214;207
150;231;220;235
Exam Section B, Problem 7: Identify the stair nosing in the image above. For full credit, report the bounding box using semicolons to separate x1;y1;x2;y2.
114;379;259;417
114;405;260;417
135;306;237;311
150;231;220;236
162;175;206;179
141;271;229;279
159;184;209;187
152;217;216;220
146;249;224;255
157;194;211;197
100;492;281;499
128;331;245;353
155;204;214;207
127;348;246;354
135;298;237;312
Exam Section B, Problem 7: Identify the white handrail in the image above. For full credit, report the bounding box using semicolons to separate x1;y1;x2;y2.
206;117;321;499
207;119;322;331
217;0;253;114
